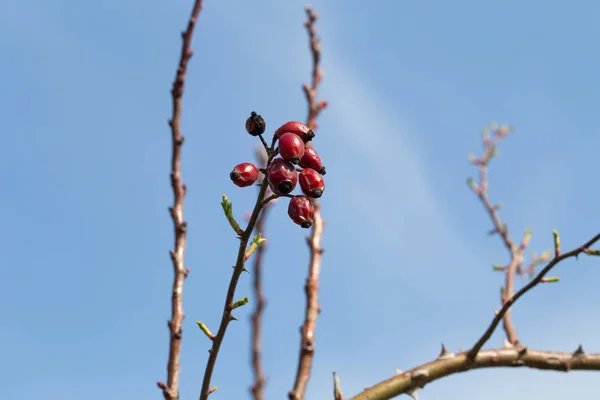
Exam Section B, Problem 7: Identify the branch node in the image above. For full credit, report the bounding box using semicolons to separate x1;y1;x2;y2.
410;369;429;383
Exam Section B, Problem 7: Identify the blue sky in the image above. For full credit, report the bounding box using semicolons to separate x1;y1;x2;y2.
2;0;600;399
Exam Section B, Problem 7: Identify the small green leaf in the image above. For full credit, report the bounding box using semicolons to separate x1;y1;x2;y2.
467;177;479;192
196;320;215;340
522;228;533;246
585;249;600;256
231;297;249;310
552;229;560;256
221;194;244;236
541;276;560;283
244;232;267;261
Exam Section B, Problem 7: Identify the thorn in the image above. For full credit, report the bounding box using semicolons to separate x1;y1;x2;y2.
207;386;218;395
438;343;455;360
406;387;420;400
333;372;343;400
230;315;238;322
156;381;168;390
572;345;586;357
518;346;528;358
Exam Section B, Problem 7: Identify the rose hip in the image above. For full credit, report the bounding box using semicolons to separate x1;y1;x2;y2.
278;132;305;164
267;158;297;195
299;146;326;175
299;168;325;198
274;121;315;143
245;111;266;136
288;195;315;228
230;162;259;187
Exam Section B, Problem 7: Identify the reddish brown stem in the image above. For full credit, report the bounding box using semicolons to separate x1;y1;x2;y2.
289;6;327;400
250;200;270;400
469;128;524;348
161;2;204;400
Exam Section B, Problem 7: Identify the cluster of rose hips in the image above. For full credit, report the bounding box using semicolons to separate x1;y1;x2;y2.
229;111;327;228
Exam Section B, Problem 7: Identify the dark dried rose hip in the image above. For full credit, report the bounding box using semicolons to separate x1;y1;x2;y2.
299;146;326;175
245;111;266;136
299;168;325;198
267;158;297;195
274;121;315;143
288;195;315;228
278;132;305;164
230;162;259;187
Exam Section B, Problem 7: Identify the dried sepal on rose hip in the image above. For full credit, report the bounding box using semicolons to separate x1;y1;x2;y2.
288;195;315;228
245;111;266;136
278;132;305;164
274;121;315;143
230;162;259;187
267;158;298;195
299;146;326;175
298;168;325;198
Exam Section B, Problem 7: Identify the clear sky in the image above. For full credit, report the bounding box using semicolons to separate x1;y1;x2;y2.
2;0;600;399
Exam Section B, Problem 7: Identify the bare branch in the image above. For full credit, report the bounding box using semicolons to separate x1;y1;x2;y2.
467;125;524;346
289;5;327;400
159;2;204;399
468;231;600;358
348;347;600;400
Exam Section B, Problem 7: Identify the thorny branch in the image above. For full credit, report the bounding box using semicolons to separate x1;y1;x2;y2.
289;5;328;400
158;2;204;400
348;347;600;400
468;231;600;358
199;149;278;400
346;125;600;400
464;125;600;358
250;149;272;400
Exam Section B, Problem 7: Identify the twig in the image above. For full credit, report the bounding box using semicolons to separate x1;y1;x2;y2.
333;372;343;400
467;125;525;347
250;149;272;400
159;2;204;400
289;5;327;400
468;232;600;359
200;155;276;399
348;346;600;400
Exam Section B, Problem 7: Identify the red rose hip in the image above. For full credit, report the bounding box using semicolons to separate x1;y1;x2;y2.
299;168;325;198
274;121;315;143
267;158;297;195
299;146;326;175
230;162;259;187
245;111;266;136
278;132;305;164
288;195;315;228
